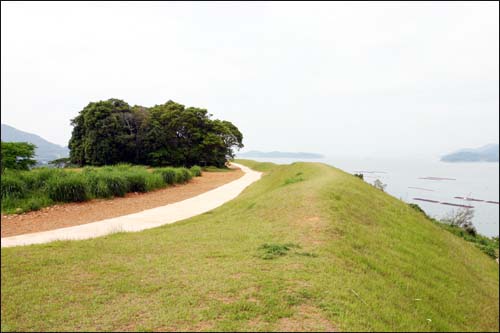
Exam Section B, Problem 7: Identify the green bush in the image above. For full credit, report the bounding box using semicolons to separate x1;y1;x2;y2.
190;165;202;177
154;168;177;185
47;176;88;202
1;173;27;199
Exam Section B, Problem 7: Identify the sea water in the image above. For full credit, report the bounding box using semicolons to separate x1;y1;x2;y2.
239;156;499;237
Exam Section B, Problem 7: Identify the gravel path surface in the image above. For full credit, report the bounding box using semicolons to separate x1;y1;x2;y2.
1;163;261;248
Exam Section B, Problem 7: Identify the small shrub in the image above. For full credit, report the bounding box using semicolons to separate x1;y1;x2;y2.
284;176;304;186
47;176;88;202
479;245;496;259
373;179;386;191
354;173;364;180
1;174;27;199
258;243;301;260
408;203;429;218
190;165;202;177
443;208;477;235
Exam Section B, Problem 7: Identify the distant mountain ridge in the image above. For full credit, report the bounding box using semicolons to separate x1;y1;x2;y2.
441;144;499;162
237;150;324;159
1;124;69;164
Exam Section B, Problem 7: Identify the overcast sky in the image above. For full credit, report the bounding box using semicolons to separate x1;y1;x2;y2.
2;1;498;158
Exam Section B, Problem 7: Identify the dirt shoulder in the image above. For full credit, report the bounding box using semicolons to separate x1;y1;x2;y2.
1;169;243;237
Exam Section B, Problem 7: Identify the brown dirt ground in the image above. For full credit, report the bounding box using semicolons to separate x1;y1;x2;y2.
1;169;243;237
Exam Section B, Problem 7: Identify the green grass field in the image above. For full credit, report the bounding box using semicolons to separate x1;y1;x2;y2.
1;160;498;332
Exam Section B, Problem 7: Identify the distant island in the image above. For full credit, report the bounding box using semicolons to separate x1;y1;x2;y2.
237;150;324;159
1;124;69;164
441;144;499;162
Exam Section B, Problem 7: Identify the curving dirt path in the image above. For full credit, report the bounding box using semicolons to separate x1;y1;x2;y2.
1;163;261;248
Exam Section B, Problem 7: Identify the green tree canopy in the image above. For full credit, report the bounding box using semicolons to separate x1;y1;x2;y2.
1;141;37;172
69;99;138;166
69;98;243;167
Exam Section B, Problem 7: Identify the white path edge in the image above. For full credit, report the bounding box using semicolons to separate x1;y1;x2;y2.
1;163;261;248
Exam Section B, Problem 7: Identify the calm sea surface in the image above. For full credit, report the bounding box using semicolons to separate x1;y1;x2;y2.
239;156;499;237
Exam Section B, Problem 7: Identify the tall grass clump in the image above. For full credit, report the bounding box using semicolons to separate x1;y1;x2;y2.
123;171;148;192
47;175;88;202
175;168;193;183
2;163;206;214
21;168;66;190
145;173;165;191
154;168;177;185
1;173;27;199
190;165;202;177
103;173;129;197
84;174;113;198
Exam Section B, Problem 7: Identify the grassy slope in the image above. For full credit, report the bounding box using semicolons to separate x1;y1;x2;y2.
1;160;498;332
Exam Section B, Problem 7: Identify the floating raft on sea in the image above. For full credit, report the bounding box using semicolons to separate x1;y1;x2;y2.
413;198;440;203
454;197;499;204
454;196;484;202
440;202;474;209
413;198;474;208
419;177;456;181
408;187;434;192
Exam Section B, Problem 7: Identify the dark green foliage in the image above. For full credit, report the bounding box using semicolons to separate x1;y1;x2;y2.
68;99;244;168
68;99;138;166
354;173;364;180
47;176;88;202
1;141;37;172
1;173;26;199
190;165;202;177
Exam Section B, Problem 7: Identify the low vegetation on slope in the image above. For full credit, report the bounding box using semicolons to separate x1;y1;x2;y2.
1;164;201;214
1;161;498;331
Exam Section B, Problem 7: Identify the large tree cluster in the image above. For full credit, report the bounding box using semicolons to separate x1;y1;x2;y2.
68;99;243;167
